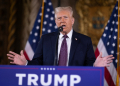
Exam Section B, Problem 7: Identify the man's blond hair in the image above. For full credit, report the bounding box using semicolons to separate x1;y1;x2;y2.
55;6;73;18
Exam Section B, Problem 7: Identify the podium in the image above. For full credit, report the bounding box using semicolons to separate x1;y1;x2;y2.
0;65;104;86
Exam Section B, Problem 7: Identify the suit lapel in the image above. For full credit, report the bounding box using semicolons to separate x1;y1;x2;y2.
50;32;59;63
68;31;80;65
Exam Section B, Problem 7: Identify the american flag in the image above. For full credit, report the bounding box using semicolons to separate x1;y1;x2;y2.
95;1;119;86
24;0;58;60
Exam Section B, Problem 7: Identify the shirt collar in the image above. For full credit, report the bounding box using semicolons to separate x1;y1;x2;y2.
59;29;73;39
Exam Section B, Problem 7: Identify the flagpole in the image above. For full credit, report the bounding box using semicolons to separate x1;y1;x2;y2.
116;0;120;86
40;0;45;38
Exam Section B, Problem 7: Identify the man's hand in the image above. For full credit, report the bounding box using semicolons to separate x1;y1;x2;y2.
94;52;114;67
7;50;27;65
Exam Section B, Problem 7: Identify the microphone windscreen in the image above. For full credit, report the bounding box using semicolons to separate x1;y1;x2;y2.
58;25;64;32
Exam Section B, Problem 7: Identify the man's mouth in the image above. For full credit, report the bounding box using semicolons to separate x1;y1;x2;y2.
62;25;66;28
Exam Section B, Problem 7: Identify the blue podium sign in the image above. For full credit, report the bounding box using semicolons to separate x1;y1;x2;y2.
0;65;104;86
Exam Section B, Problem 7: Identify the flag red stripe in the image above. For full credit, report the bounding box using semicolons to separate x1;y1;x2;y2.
23;51;30;60
95;48;99;58
105;67;115;86
95;48;115;86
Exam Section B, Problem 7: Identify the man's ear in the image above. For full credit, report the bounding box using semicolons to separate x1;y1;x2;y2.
72;17;75;25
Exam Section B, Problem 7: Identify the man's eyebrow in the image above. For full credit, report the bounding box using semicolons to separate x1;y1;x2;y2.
63;15;68;17
57;17;61;19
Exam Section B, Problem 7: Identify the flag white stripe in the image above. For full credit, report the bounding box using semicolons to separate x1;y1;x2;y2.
104;78;108;86
25;41;34;60
97;39;117;85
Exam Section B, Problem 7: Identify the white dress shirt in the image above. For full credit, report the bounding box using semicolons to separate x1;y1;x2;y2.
58;29;73;66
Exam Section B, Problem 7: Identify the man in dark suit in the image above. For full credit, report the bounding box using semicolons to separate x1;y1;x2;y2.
27;30;95;66
7;6;114;67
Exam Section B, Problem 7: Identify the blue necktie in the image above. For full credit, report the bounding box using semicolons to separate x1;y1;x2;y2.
58;35;68;66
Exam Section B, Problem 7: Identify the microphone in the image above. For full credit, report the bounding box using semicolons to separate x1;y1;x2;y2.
58;25;64;32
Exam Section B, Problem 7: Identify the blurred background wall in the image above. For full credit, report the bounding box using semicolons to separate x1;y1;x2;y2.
0;0;117;64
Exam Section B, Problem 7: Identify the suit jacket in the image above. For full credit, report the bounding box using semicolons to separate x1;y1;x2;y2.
28;30;96;66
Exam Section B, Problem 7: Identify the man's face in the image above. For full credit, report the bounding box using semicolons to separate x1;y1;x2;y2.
55;10;74;34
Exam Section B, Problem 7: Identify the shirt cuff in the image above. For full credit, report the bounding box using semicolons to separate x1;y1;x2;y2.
25;60;28;66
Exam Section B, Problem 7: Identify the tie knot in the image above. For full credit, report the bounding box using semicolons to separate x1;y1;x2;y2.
63;35;68;38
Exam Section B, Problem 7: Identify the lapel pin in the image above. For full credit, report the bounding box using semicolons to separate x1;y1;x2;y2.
75;38;77;40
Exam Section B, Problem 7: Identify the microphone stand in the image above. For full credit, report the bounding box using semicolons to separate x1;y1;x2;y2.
54;26;63;66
